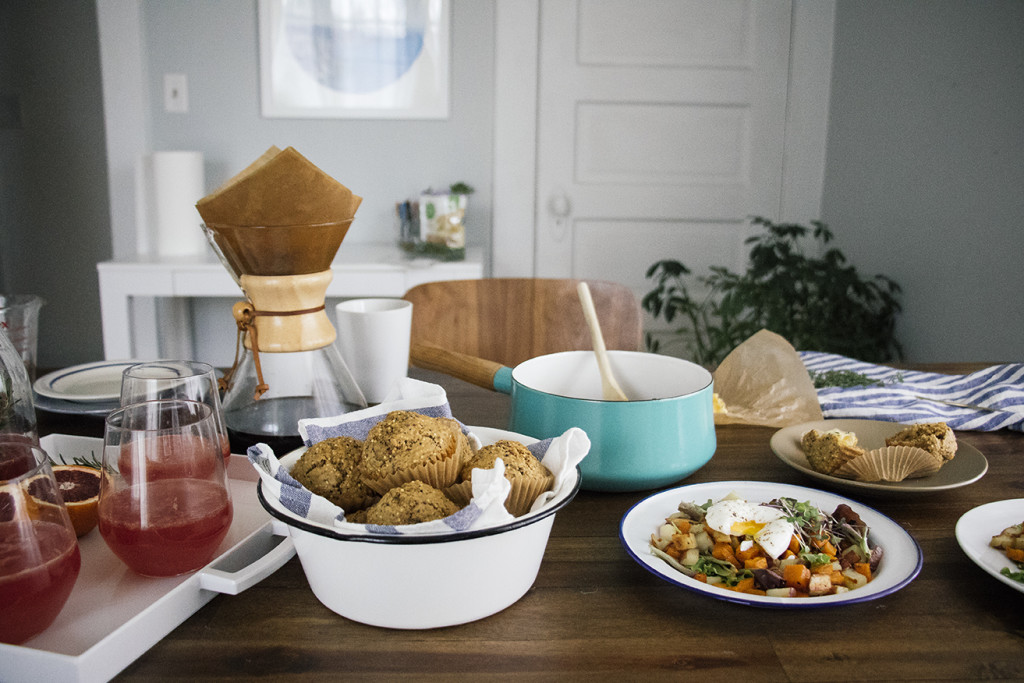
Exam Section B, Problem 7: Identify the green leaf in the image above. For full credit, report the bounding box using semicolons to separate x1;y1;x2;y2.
641;216;903;366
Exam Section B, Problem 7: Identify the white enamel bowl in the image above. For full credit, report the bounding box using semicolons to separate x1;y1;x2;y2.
257;427;581;629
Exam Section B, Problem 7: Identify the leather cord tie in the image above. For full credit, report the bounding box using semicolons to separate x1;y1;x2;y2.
219;303;324;400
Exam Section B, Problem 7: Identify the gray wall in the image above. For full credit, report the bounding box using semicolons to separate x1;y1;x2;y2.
141;0;495;368
0;1;111;369
144;0;495;251
822;0;1023;362
2;1;1021;369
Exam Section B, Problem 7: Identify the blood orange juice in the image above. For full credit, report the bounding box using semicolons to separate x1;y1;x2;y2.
99;478;232;576
0;519;82;644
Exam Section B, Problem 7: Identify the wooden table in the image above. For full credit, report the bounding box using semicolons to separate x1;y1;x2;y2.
36;364;1024;681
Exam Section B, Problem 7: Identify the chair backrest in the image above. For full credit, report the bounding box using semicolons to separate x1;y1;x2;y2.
402;278;643;367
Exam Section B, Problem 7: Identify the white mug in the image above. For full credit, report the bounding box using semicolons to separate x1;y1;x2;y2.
334;298;413;404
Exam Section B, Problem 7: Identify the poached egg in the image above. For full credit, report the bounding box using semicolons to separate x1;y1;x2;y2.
704;498;795;559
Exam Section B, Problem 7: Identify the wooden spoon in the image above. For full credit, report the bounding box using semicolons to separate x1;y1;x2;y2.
577;281;630;401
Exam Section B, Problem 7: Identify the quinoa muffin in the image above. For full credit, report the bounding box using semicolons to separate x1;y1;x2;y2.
800;429;865;475
359;410;472;495
363;480;460;525
885;422;957;464
447;439;554;517
290;436;378;511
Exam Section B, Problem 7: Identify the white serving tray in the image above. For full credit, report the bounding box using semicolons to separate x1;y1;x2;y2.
0;434;295;683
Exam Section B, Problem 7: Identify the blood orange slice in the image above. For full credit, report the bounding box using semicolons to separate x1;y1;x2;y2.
52;465;100;537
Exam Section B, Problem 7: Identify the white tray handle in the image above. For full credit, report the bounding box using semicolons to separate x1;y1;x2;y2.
199;520;294;595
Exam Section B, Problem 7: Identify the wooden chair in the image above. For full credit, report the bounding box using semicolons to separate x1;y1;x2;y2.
402;278;643;368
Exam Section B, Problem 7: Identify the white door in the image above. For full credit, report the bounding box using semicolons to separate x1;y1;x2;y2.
533;0;792;296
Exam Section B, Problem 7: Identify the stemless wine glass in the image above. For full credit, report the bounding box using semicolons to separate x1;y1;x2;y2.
120;361;230;461
0;440;82;644
99;399;233;577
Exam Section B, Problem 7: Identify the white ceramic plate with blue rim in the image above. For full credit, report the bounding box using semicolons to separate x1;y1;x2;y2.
34;360;142;402
955;498;1024;594
619;480;922;608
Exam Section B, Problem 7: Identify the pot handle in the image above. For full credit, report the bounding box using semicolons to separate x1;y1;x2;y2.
409;342;509;393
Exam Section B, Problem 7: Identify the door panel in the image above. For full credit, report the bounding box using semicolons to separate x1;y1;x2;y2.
576;103;749;184
578;0;754;67
535;0;792;286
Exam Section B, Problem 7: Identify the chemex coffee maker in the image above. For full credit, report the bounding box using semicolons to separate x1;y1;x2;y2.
197;146;367;453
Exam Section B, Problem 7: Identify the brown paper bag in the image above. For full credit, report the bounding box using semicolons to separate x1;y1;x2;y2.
713;329;822;428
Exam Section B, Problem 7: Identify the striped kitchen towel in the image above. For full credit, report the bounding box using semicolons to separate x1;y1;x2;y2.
800;351;1024;432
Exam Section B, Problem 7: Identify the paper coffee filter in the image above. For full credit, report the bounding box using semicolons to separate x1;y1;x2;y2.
197;146;363;277
196;146;362;227
208;145;282;197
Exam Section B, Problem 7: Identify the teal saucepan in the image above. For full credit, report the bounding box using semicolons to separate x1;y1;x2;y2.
410;343;716;492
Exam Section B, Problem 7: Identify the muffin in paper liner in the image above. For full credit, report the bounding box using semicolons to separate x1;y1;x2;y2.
359;410;474;496
833;445;943;482
447;469;555;517
290;436;379;511
885;422;957;462
447;440;555;517
363;480;460;525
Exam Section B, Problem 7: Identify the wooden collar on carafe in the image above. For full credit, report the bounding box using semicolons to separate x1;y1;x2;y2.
220;270;336;400
219;301;326;400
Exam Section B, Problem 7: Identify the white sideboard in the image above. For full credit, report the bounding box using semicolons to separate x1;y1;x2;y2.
97;244;485;361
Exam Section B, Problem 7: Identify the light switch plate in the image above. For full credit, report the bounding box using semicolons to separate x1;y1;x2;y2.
164;73;188;113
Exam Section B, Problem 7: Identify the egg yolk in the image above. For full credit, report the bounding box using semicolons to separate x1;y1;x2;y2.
731;520;767;536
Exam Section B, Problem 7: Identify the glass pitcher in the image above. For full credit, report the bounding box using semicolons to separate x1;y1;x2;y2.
0;327;38;444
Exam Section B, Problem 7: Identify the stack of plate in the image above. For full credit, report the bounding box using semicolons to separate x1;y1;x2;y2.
33;360;141;416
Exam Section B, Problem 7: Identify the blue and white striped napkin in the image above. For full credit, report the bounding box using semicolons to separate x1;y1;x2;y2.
247;377;590;536
800;351;1024;432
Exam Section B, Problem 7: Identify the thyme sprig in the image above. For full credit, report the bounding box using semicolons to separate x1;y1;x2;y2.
809;369;904;389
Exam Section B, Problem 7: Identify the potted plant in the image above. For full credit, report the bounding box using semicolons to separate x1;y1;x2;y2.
642;216;903;367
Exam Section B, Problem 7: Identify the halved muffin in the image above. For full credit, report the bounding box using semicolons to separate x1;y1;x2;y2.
800;428;865;475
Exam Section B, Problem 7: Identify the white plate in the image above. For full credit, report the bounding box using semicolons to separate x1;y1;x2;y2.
619;480;922;608
955;499;1024;594
32;392;120;417
770;419;988;494
0;434;295;683
34;360;143;403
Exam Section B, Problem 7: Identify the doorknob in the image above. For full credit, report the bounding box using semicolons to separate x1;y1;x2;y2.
547;192;571;242
548;192;571;218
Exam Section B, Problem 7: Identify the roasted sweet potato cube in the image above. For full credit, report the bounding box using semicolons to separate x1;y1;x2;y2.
783;563;811;592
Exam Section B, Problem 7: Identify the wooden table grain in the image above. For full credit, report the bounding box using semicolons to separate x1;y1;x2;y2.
36;364;1024;681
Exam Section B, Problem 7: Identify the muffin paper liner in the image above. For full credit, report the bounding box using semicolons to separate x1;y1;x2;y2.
446;470;555;518
833;445;943;482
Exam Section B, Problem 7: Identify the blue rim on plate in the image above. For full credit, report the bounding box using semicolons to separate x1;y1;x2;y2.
34;360;143;403
619;480;923;608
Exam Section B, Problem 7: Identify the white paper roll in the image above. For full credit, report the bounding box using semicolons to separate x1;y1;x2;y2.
150;151;206;257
